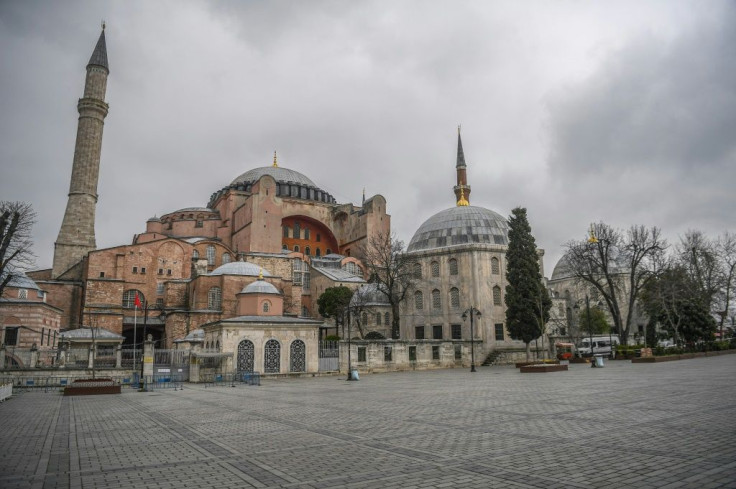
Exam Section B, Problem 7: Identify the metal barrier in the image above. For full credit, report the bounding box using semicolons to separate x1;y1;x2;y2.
0;374;143;392
0;383;12;401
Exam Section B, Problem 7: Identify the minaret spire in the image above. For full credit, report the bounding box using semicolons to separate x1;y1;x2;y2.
52;27;110;278
452;126;471;205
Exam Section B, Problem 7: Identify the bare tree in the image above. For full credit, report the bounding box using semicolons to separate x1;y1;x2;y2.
0;201;36;298
358;232;415;339
564;223;665;344
679;231;721;309
715;232;736;338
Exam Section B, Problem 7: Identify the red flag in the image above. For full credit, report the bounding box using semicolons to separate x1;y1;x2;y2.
134;293;142;309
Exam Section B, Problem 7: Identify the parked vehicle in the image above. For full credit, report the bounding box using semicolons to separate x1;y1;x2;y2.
577;335;620;357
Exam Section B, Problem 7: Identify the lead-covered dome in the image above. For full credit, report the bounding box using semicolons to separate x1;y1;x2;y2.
408;206;509;252
242;280;281;295
209;262;272;277
230;166;317;188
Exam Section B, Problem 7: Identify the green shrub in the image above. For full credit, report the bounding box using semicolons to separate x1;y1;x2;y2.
325;335;340;341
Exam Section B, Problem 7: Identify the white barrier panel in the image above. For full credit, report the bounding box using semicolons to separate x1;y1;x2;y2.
0;383;12;402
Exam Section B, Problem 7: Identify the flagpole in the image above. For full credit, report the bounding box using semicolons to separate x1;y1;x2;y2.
133;300;138;368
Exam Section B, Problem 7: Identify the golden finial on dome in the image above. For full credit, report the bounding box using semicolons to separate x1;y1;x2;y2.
258;268;264;279
272;151;278;168
457;187;469;206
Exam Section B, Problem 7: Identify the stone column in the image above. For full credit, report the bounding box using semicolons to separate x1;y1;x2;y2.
87;345;95;369
0;346;6;369
189;344;201;383
58;343;67;368
115;345;122;368
30;344;39;369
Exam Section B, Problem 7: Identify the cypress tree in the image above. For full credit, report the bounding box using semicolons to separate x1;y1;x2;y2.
505;207;551;360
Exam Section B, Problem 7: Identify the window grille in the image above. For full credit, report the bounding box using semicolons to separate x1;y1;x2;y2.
414;291;423;310
431;261;440;277
413;262;422;279
206;245;215;265
491;257;500;274
222;253;231;264
432;289;441;310
207;287;222;310
192;250;199;260
122;290;144;309
376;313;381;325
433;325;443;339
415;326;425;339
293;222;300;239
263;301;270;313
156;283;164;294
495;323;505;341
18;289;27;299
451;324;462;339
449;258;458;275
450;287;460;309
384;312;389;325
493;286;502;306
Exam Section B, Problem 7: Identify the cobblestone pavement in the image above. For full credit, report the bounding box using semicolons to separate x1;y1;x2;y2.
1;355;735;489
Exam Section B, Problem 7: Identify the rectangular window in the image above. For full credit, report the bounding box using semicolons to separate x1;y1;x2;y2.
140;267;146;274
638;324;644;333
358;347;366;362
132;266;138;274
156;283;165;294
451;324;462;340
384;346;392;362
409;346;417;361
432;325;443;340
4;327;19;346
158;268;164;275
415;326;425;339
18;289;27;299
432;345;440;360
495;323;505;341
195;220;203;228
454;344;462;360
316;233;321;242
283;226;289;238
41;327;45;346
156;298;164;308
167;269;172;276
99;272;105;278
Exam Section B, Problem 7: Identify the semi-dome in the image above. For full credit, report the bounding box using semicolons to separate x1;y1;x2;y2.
350;283;390;307
408;206;509;252
242;280;281;295
230;166;317;188
209;261;272;277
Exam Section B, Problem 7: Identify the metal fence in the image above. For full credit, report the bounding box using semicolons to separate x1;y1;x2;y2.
121;348;142;369
67;348;90;367
37;349;60;368
0;374;141;391
0;383;11;401
319;341;339;371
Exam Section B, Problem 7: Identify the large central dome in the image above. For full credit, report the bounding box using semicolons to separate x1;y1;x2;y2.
408;206;509;252
230;166;318;188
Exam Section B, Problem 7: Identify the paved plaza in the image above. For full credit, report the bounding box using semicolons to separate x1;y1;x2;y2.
1;355;735;489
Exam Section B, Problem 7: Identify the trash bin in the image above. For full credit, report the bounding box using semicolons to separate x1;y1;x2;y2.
593;355;605;368
350;369;360;381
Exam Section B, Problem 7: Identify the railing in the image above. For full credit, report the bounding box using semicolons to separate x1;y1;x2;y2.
68;348;89;367
36;349;60;368
319;341;339;371
154;349;190;366
120;348;142;369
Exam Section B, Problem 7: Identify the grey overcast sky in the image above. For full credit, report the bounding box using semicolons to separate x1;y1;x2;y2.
1;1;734;276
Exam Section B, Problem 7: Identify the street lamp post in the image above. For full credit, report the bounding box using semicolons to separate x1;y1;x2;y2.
140;301;167;384
346;308;355;381
462;307;481;373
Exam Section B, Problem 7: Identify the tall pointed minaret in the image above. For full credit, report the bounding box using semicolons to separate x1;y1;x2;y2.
453;126;471;206
52;26;109;278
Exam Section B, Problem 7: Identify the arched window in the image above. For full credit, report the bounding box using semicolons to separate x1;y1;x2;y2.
413;262;422;279
294;245;300;252
361;312;367;325
122;290;144;309
376;313;381;325
431;261;440;277
283;226;289;238
491;257;500;275
222;253;231;264
192;250;199;260
237;339;255;373
301;306;309;317
304;228;310;240
432;289;441;310
207;287;222;310
450;287;460;309
315;248;321;257
293;221;300;239
384;312;390;325
215;340;220;351
264;339;280;373
282;244;288;250
262;301;270;313
449;258;458;276
414;291;424;310
305;246;311;256
290;340;306;372
493;286;502;306
206;245;216;266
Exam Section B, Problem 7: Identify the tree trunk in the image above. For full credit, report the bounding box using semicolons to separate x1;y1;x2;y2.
525;342;531;361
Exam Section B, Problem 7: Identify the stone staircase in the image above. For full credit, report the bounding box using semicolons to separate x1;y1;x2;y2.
481;351;500;366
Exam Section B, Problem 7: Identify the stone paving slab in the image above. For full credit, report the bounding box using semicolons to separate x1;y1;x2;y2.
1;356;736;488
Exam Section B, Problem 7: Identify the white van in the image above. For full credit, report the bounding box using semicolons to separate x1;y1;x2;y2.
577;335;620;357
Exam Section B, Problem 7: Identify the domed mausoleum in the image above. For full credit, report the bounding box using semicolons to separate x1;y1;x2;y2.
399;130;542;364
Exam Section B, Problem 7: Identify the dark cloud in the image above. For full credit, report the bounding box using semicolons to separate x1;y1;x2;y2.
0;0;732;276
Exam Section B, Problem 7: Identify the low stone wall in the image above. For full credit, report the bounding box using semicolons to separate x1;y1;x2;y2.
0;369;138;387
632;349;736;363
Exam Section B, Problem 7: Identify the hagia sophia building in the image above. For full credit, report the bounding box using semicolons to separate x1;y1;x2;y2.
3;27;548;368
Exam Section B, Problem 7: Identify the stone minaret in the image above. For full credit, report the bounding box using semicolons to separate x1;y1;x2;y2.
52;27;109;278
453;127;471;206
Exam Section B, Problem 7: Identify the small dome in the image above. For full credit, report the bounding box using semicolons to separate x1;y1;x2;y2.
147;216;161;222
242;280;281;295
550;256;574;282
408;206;509;252
350;283;390;307
0;271;40;291
209;262;271;277
231;166;318;188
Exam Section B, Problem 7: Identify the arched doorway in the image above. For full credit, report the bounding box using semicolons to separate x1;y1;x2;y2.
290;340;306;372
237;340;255;373
264;339;280;373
